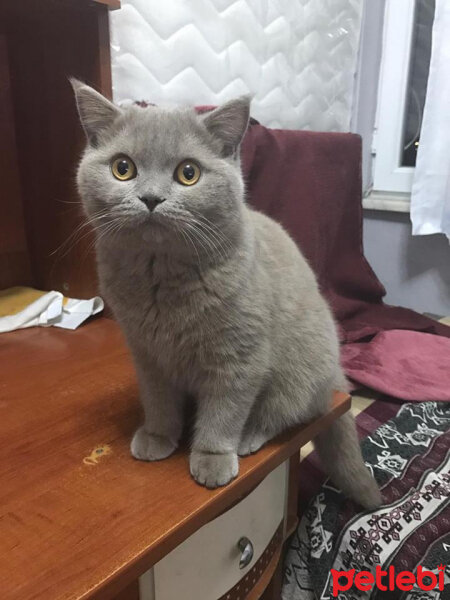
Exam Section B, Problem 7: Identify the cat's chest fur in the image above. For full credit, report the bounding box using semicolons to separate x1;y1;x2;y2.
98;244;235;383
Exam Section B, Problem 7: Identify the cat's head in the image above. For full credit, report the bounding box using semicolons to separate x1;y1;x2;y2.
71;79;250;255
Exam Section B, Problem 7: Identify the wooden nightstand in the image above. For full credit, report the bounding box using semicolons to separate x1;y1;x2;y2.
0;318;350;600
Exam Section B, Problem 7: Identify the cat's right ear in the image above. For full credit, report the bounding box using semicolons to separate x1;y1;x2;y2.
201;96;251;157
70;78;121;146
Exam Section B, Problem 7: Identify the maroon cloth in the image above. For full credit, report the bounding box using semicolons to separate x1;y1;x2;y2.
241;124;450;342
240;124;450;399
342;330;450;400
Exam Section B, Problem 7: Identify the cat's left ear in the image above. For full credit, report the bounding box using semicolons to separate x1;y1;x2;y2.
202;96;251;157
70;78;122;146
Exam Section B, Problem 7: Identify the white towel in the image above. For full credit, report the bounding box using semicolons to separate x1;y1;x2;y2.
0;288;104;333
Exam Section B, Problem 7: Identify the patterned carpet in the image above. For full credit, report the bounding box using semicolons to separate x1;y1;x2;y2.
283;400;450;599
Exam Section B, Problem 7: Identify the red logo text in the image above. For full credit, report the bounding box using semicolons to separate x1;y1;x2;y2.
330;565;445;596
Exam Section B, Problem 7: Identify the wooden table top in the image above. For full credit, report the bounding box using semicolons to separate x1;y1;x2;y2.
0;318;350;600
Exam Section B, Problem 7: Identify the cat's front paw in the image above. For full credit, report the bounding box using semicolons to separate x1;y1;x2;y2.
238;431;268;456
190;450;239;488
131;427;177;461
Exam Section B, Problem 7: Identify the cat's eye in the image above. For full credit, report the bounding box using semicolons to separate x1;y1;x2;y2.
111;156;137;181
175;160;201;186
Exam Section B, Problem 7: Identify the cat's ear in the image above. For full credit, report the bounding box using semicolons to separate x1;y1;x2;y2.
70;78;121;145
202;96;251;157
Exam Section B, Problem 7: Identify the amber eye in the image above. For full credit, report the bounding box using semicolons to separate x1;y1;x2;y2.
111;156;137;181
175;160;201;186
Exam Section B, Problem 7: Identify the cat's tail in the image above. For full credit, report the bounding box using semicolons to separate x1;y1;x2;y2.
314;412;382;510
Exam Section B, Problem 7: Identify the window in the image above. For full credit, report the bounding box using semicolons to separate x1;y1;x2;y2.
370;0;435;203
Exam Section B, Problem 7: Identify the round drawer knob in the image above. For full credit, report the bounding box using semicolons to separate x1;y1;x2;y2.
237;536;254;569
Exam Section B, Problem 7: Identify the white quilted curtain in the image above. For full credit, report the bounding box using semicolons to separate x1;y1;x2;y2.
410;0;450;240
110;0;363;132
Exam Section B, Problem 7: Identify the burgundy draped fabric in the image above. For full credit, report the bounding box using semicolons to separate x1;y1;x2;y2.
240;123;450;399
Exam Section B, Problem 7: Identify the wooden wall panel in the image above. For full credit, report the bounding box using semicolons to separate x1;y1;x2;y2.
4;2;114;298
0;35;32;290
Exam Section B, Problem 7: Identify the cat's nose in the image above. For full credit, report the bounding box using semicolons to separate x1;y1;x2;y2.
138;194;166;212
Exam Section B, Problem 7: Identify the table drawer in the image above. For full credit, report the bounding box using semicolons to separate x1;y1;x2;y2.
140;461;288;600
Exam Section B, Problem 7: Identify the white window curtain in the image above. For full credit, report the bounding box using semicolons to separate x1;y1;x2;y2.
410;0;450;240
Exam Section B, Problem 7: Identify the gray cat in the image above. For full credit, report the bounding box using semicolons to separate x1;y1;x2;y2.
72;80;381;509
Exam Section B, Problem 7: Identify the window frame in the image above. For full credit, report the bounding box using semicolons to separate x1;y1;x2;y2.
372;0;417;195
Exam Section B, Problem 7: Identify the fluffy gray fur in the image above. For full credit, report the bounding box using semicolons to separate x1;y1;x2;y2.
72;80;381;509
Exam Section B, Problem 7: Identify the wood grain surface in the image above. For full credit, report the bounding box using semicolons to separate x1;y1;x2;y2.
0;318;350;600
